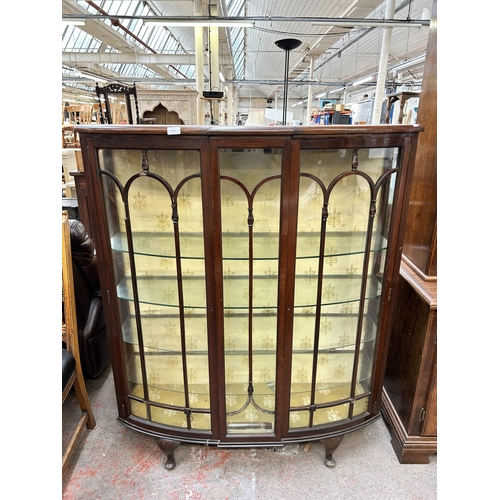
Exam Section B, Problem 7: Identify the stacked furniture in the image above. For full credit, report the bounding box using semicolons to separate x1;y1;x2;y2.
62;211;96;473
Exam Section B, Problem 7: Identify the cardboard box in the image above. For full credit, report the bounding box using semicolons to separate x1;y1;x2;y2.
335;104;345;111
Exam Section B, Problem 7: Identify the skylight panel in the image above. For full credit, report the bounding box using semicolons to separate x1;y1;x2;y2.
62;26;102;53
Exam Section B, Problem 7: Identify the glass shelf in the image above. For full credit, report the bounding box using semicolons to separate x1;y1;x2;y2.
111;232;206;260
116;276;208;308
111;230;388;260
125;365;372;403
116;273;381;309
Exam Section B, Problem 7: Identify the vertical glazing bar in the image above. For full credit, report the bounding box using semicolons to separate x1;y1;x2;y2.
308;199;329;427
123;201;151;419
247;203;254;396
349;209;375;417
171;196;192;429
348;182;376;419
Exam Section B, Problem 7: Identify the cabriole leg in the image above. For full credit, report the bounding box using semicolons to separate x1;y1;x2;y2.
321;436;344;468
156;438;180;470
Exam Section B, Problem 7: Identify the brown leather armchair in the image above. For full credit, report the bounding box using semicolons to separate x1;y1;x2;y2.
69;218;110;379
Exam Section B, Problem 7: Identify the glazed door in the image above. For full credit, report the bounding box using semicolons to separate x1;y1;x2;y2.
285;141;404;437
213;137;292;442
94;138;218;440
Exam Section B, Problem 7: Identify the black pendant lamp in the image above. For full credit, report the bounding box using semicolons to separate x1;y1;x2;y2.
275;38;302;125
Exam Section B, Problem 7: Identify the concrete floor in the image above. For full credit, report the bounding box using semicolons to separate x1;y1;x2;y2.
63;367;437;499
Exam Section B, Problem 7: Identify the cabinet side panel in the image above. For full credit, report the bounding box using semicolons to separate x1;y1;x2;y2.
383;276;429;429
421;349;437;437
401;0;437;276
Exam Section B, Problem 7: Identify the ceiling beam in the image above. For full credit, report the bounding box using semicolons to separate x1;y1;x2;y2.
62;52;236;65
63;52;198;65
62;77;349;87
62;15;429;26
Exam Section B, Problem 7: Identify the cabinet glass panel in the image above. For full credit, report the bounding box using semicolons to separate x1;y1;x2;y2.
289;147;398;429
98;148;211;430
219;148;282;434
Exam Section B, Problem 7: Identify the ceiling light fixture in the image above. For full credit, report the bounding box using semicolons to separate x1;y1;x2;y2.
78;71;109;84
391;55;426;72
62;19;86;26
352;75;374;86
144;20;254;27
311;21;424;28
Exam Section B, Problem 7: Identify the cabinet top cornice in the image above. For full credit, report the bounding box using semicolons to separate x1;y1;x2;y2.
75;124;423;137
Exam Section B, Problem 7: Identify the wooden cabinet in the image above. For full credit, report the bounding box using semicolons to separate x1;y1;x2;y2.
381;0;437;464
381;261;437;463
77;124;421;468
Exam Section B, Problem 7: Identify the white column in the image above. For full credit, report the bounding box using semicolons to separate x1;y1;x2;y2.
306;55;315;126
371;0;395;124
209;3;220;124
194;0;205;125
227;69;234;125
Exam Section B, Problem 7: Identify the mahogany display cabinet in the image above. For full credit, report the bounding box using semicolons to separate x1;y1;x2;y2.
76;124;422;468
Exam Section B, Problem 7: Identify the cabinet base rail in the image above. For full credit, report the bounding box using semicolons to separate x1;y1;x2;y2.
121;414;381;470
381;388;437;464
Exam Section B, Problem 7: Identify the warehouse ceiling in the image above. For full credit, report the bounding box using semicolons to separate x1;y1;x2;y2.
62;0;432;108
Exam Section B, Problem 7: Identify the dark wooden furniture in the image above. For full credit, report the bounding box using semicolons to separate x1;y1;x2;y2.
96;83;141;124
381;261;437;463
76;123;421;469
70;171;94;241
62;211;96;474
381;0;437;464
68;218;110;379
95;83;157;125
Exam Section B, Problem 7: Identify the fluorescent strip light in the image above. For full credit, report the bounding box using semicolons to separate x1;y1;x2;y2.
352;76;373;86
329;87;346;93
79;71;108;83
62;20;86;26
145;20;254;27
312;21;423;28
391;55;426;72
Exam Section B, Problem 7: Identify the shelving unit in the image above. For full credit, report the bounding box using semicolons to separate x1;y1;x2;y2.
77;124;421;469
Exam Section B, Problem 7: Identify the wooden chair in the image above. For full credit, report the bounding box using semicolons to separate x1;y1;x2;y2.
95;82;141;124
62;210;96;474
93;101;125;124
62;105;93;148
65;105;93;125
62;126;78;148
